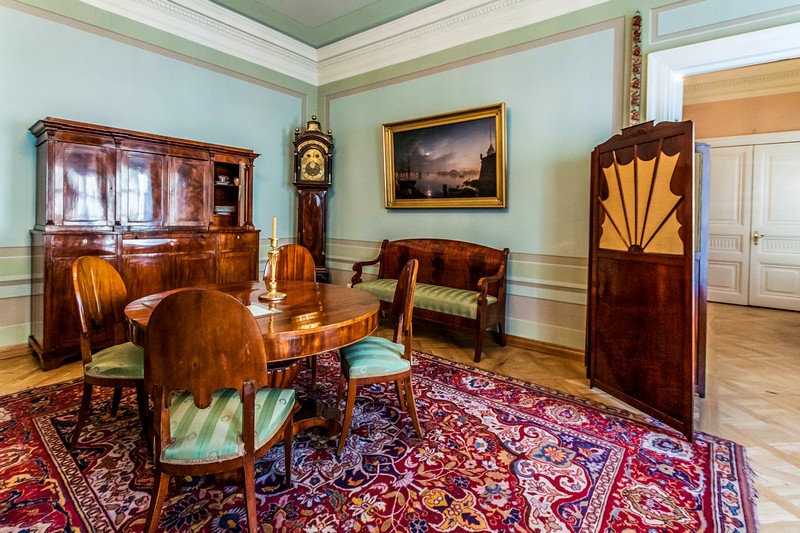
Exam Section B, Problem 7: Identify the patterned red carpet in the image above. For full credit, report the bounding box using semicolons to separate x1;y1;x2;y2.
0;351;757;532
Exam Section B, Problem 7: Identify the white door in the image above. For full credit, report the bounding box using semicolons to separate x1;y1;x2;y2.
707;146;752;305
749;143;800;311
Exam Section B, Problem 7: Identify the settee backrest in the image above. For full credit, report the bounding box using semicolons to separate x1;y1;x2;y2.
378;239;508;296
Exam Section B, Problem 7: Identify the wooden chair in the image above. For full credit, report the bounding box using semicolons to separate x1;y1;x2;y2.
264;243;319;386
70;256;149;452
336;259;423;455
143;289;296;533
263;243;316;282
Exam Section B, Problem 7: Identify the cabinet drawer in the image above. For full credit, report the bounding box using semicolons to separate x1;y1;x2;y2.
123;234;214;255
217;232;258;252
50;234;116;257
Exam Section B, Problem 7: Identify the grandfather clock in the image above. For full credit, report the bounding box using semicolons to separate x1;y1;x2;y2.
293;116;333;282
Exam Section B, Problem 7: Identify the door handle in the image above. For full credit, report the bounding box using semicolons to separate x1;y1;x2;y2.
753;231;763;245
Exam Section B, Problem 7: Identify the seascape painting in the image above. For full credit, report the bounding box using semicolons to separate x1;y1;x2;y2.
383;103;506;208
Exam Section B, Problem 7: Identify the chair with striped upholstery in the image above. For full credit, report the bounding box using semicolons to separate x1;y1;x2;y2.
70;256;149;452
143;289;297;533
337;259;423;455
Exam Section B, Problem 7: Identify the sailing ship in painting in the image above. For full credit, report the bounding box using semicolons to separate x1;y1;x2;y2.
392;117;497;200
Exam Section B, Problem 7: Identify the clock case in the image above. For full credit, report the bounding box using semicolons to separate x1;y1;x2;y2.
292;117;333;282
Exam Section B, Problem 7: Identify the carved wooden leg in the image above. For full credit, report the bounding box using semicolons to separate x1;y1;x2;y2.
144;471;170;533
474;329;485;363
496;322;507;347
110;387;122;416
243;457;257;533
70;382;93;451
336;373;345;405
135;382;152;456
309;354;317;391
284;419;293;486
403;376;424;439
338;381;358;455
395;380;407;411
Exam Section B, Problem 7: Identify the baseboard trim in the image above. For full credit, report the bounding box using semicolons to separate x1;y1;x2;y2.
0;343;33;361
506;334;585;362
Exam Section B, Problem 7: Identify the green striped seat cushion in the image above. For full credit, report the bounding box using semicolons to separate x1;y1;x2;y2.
354;280;497;320
85;342;144;379
162;387;295;465
341;336;410;378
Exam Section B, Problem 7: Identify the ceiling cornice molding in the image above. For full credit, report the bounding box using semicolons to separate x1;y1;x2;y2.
79;0;608;87
80;0;319;84
684;62;800;105
317;0;609;85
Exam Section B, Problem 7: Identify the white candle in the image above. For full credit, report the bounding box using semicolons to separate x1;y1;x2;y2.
272;217;277;240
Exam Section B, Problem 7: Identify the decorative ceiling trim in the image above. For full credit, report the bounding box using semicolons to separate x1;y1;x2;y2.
79;0;609;87
317;0;609;85
80;0;319;84
684;68;800;105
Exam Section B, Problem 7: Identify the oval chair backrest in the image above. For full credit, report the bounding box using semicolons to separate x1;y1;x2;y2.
72;256;128;336
391;259;418;347
264;244;316;282
144;289;269;408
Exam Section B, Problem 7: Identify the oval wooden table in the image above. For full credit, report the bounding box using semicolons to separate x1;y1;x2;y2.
125;280;380;436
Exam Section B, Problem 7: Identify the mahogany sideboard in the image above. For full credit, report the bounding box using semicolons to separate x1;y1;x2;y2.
29;117;261;369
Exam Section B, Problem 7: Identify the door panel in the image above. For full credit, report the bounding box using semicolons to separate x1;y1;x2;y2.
120;253;171;302
173;252;216;288
120;150;165;227
169;157;209;227
55;143;114;226
588;121;698;441
750;143;800;310
707;146;752;304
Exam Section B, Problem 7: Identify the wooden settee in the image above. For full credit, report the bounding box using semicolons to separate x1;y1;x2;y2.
351;238;509;362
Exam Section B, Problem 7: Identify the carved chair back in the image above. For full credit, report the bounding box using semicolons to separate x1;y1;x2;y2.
264;243;316;282
72;256;129;361
144;289;270;410
391;259;418;358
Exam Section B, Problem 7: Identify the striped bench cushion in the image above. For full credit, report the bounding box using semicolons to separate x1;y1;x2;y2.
163;387;295;465
355;280;497;320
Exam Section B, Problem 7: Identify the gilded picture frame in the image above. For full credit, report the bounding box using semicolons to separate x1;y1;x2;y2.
383;103;506;209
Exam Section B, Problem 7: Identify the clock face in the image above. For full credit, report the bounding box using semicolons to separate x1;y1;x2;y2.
301;148;325;181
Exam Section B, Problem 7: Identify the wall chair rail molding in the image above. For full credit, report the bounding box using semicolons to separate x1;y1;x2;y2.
327;239;587;351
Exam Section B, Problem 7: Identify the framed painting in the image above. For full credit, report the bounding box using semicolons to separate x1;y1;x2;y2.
383;103;506;208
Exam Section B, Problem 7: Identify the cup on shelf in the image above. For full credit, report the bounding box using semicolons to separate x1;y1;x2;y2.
216;175;230;184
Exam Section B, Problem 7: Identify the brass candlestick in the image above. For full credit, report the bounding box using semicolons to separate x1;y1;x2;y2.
259;237;286;302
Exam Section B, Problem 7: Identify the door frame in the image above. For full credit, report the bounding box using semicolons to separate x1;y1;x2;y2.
646;22;800;123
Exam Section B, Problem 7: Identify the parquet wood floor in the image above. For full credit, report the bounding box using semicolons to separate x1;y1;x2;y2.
2;303;797;531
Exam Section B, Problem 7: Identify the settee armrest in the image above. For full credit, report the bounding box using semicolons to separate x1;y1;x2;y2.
351;241;389;286
351;257;381;286
476;263;507;306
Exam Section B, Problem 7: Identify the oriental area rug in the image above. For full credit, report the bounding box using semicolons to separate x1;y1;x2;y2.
0;351;757;532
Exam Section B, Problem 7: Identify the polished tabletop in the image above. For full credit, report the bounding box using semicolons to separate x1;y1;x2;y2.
124;280;380;360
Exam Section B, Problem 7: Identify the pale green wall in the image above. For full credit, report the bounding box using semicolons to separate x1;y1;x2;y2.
0;4;303;248
0;2;306;345
327;25;619;258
